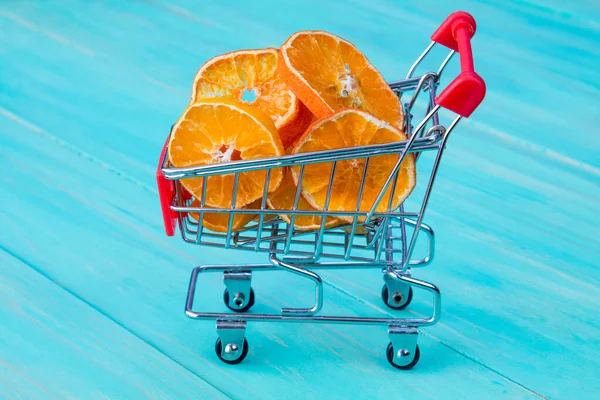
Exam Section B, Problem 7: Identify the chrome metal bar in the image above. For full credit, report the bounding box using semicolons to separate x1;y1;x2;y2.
254;168;271;252
407;72;438;111
225;173;240;248
388;76;422;91
345;157;370;260
269;255;323;317
285;165;305;253
172;206;419;218
403;115;461;268
195;176;208;244
399;204;408;265
183;237;403;263
185;263;440;326
437;50;456;81
161;135;442;179
384;220;394;264
406;41;436;80
428;75;440;128
406;220;435;267
375;219;390;262
314;161;337;258
378;162;402;262
365;105;441;223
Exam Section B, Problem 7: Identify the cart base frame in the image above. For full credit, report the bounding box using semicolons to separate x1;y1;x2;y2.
185;256;440;368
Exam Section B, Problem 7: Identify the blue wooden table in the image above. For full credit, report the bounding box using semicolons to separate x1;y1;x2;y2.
1;1;599;399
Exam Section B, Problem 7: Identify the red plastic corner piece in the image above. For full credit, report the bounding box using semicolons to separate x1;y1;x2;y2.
435;71;486;118
431;11;476;52
431;11;486;118
156;136;177;236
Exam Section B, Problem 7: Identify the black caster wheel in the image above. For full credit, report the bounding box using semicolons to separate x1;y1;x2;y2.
215;337;249;365
381;285;413;310
386;342;420;370
223;288;255;313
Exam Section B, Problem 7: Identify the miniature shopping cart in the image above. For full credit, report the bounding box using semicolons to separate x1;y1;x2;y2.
156;11;485;370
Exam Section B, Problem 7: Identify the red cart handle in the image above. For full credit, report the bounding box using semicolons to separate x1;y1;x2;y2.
431;11;486;118
157;137;176;236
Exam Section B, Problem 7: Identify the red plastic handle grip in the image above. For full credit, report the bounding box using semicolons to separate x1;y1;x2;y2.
156;137;176;236
431;11;486;118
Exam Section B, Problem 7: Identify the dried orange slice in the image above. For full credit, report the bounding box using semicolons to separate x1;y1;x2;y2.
168;98;284;208
291;109;415;222
267;168;341;230
342;224;369;234
189;198;260;233
191;48;312;148
279;31;404;129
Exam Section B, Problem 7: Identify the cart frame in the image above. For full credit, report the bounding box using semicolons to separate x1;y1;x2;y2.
157;11;485;369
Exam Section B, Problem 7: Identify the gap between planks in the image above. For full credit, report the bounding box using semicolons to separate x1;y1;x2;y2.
0;246;233;400
0;107;550;399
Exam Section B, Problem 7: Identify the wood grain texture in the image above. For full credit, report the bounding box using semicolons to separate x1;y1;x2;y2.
0;115;539;399
0;250;228;400
0;0;598;399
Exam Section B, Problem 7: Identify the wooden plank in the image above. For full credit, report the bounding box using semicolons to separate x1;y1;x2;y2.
1;0;599;398
0;0;597;181
0;250;228;400
0;111;540;399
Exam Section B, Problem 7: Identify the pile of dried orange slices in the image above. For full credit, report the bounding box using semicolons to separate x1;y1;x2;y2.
168;31;416;232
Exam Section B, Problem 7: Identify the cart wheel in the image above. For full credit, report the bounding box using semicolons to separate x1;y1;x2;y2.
381;285;413;310
223;288;255;313
215;337;249;365
386;342;420;370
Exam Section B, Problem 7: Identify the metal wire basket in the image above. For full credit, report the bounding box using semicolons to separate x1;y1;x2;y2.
157;11;485;369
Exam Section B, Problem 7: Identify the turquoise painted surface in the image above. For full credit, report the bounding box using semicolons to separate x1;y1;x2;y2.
0;0;598;399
